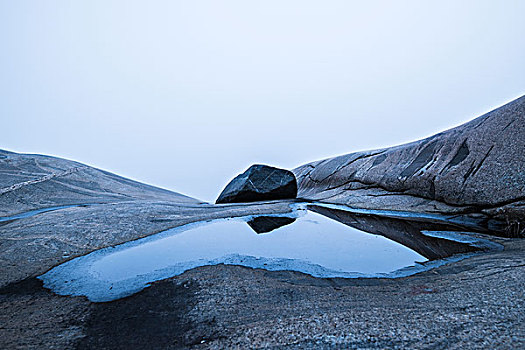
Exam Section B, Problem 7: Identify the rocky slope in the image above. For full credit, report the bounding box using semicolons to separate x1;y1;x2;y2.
1;96;524;348
0;149;200;217
294;95;525;236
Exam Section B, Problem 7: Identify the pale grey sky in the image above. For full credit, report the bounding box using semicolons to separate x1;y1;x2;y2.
1;1;524;202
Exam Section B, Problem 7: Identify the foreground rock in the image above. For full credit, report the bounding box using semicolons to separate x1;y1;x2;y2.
2;239;523;349
216;164;297;204
0;145;523;348
294;95;525;236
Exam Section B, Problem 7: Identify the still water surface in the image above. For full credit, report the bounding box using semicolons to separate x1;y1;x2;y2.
39;204;495;302
40;208;438;302
93;210;425;280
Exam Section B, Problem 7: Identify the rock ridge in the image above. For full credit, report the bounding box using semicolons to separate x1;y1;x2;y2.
294;95;525;235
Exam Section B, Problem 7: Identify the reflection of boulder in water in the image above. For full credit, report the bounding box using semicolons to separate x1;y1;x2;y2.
308;205;479;260
216;165;297;204
247;216;296;234
294;95;525;236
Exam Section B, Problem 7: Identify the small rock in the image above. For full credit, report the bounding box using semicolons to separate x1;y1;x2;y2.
216;165;297;204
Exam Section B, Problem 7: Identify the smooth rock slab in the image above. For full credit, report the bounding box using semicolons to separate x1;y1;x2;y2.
293;95;525;235
216;165;297;204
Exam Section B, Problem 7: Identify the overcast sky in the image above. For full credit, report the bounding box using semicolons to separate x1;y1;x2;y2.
1;1;524;202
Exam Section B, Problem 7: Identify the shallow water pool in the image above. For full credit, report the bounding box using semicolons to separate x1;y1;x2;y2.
39;205;490;302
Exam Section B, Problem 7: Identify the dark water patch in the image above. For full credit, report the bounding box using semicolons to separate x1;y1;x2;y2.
76;279;213;349
0;277;44;297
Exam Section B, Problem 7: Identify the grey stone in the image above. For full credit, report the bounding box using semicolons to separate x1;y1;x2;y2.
294;95;525;236
1;96;524;348
0;149;200;217
0;146;523;349
216;164;297;204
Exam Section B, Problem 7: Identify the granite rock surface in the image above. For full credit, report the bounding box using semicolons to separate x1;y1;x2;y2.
0;149;199;217
2;239;523;349
1;96;525;348
294;95;525;236
216;164;297;204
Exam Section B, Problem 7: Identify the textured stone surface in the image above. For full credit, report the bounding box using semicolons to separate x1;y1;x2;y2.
294;95;525;236
216;164;297;204
1;239;523;349
1;96;524;350
0;200;295;287
0;149;200;217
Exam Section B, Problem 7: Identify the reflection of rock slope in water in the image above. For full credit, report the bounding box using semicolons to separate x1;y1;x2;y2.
294;95;525;236
309;205;479;260
1;97;521;347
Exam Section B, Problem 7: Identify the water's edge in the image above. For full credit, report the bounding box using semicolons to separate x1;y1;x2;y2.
38;203;503;302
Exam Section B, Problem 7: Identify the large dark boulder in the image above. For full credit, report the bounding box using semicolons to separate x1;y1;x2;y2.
216;165;297;204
